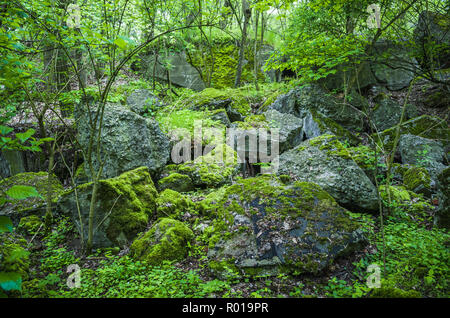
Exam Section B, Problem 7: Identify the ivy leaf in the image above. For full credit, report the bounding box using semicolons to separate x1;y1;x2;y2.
0;272;22;291
5;185;41;200
0;216;13;233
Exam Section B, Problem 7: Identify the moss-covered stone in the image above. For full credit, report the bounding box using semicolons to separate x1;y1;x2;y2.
156;189;194;219
403;166;432;197
158;173;194;193
57;166;158;248
374;115;449;152
280;135;379;213
130;218;194;265
0;232;30;279
17;215;43;236
188;38;262;89
184;87;252;122
177;144;239;188
303;110;361;146
0;172;64;222
200;175;368;278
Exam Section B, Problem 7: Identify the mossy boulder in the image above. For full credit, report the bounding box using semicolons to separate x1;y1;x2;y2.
177;144;239;188
371;94;416;131
156;189;194;220
346;145;387;183
267;84;364;132
57;167;157;248
436;167;450;229
208;108;231;127
0;172;64;224
200;175;367;277
398;134;447;181
130;218;194;265
303;109;360;146
403;166;432;197
188;38;261;89
158;173;194;193
0;232;30;281
378;185;433;219
374;115;449;152
278;135;379;213
17;215;43;236
75;102;170;180
185;87;252;122
263;109;304;153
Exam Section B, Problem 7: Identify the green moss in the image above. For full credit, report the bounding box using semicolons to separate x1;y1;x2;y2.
18;215;43;236
198;175;366;276
403;166;431;195
156;189;193;219
379;185;411;203
158;173;194;193
74;163;88;184
130;218;194;265
0;233;30;279
183;87;253;120
308;134;353;160
99;167;157;242
0;172;64;214
260;91;283;112
308;111;361;146
188;38;262;89
369;286;422;298
178;144;239;188
374;115;449;151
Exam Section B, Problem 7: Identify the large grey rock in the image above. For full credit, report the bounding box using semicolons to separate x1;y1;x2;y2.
57;167;157;248
75;102;170;179
371;94;417;132
202;176;367;277
398;134;447;181
141;51;205;91
278;135;379;213
371;40;417;91
263;109;304;153
414;11;450;70
319;62;377;91
267;84;364;132
302;110;360;146
126;89;162;116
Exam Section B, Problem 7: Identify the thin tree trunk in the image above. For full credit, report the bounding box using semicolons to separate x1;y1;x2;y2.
234;0;251;88
253;8;259;91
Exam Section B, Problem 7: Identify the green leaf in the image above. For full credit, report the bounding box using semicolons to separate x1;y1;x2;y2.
15;128;35;143
0;216;13;233
5;185;41;200
114;37;128;50
0;125;13;135
0;272;22;291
